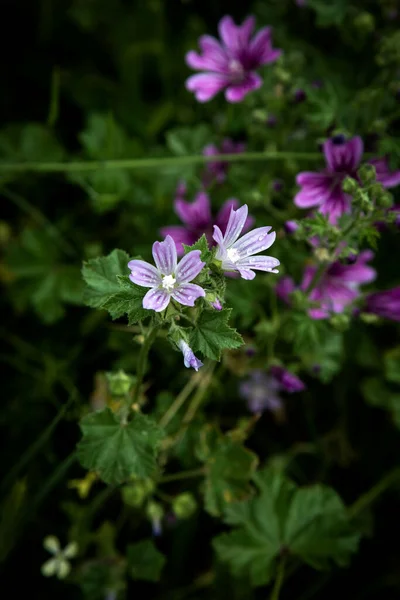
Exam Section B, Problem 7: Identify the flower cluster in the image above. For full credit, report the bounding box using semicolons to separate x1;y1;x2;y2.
240;367;305;414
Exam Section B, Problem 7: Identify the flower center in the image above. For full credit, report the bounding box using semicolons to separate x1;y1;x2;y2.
162;274;176;291
228;59;245;82
227;248;240;263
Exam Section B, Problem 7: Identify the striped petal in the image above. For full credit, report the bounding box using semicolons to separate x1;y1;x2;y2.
231;226;276;258
176;250;205;283
152;235;177;275
223;204;249;247
128;260;161;287
171;283;205;307
143;288;170;312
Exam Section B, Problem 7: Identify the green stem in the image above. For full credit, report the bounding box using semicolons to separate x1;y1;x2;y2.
270;556;286;600
159;373;199;429
159;467;205;484
0;151;322;174
133;325;159;405
348;467;400;518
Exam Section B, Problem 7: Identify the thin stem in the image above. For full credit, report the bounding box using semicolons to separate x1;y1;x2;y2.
270;556;286;600
159;467;205;484
159;373;199;429
348;467;400;518
132;324;159;405
0;151;322;174
47;66;60;128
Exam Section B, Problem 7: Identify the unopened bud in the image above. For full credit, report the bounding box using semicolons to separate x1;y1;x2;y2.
329;313;350;331
172;493;197;519
377;192;394;209
358;163;376;186
106;370;135;396
342;177;359;194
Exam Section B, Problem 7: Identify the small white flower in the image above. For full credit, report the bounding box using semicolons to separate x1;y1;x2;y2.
41;536;78;579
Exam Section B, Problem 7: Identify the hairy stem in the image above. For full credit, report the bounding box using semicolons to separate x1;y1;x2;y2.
0;151;322;174
132;324;159;406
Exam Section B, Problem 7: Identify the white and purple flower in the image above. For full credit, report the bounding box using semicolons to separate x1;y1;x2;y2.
178;340;203;371
128;235;205;312
277;250;376;319
185;15;282;103
213;204;279;280
294;135;400;223
161;192;253;256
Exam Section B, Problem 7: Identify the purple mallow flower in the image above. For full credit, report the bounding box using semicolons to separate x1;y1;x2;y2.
203;138;245;185
185;15;282;103
240;367;304;414
294;135;400;223
364;287;400;321
213;204;279;280
128;235;205;312
178;340;204;371
276;250;376;319
161;193;253;256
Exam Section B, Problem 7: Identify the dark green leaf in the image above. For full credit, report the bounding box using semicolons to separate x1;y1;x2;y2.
77;408;164;484
182;234;213;264
127;540;166;582
102;276;149;324
190;309;243;361
82;249;130;309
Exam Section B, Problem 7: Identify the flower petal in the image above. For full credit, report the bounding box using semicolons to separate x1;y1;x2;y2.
369;157;400;188
276;276;295;303
41;558;58;577
232;226;276;257
143;288;170;312
218;15;255;55
43;536;60;554
185;72;229;102
223;204;249;247
185;35;228;72
248;27;282;66
175;192;211;228
225;72;263;102
323;136;363;172
176;250;205;283
236;255;280;279
152;235;177;275
171;283;205;307
128;260;161;287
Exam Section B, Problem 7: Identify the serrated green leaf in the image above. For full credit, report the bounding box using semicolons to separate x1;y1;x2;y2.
190;309;243;360
82;249;130;309
77;408;164;484
79;112;133;159
284;485;360;569
213;468;360;587
204;436;258;517
166;124;211;156
127;540;166;582
182;234;213;264
102;276;149;324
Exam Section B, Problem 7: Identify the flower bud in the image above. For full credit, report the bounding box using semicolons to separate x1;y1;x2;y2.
342;176;359;194
377;192;394;209
353;12;375;34
358;163;376;186
106;370;135;396
172;492;197;519
122;479;154;507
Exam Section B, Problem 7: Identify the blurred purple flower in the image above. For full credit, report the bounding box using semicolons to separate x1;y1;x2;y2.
211;298;223;310
294;135;400;223
364;287;400;321
128;235;205;312
284;220;299;234
293;88;306;103
213;204;280;279
240;367;304;414
178;340;203;371
185;15;282;103
277;250;376;319
161;193;254;256
266;114;278;127
269;365;305;392
203;138;246;185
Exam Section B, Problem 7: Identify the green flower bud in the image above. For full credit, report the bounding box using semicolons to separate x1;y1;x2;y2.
329;314;350;331
354;188;372;211
353;12;375;34
252;109;268;122
358;163;376;186
377;192;394;209
146;500;164;522
342;177;359;194
106;370;135;396
369;182;385;200
172;492;197;519
121;479;154;507
360;313;379;324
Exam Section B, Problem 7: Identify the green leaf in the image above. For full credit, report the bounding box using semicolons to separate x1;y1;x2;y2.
283;485;360;569
182;234;213;264
102;276;149;324
204;436;258;517
0;123;64;161
6;228;83;323
127;540;166;582
79;112;134;159
77;408;164;484
361;377;400;428
190;309;243;361
166;124;211;156
384;347;400;384
82;249;130;309
213;468;360;587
